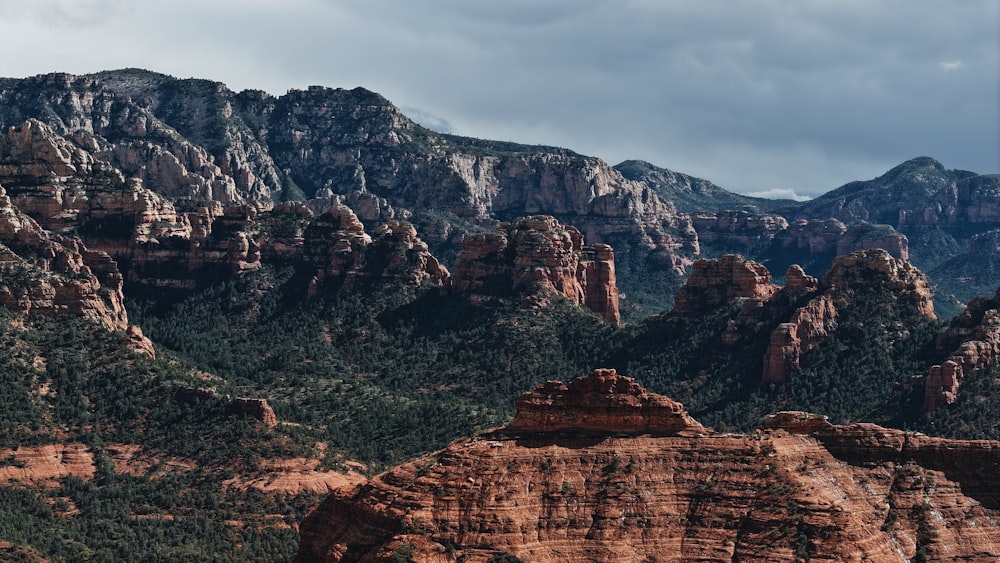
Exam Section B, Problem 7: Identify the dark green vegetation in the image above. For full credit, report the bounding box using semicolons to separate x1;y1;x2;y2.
0;310;323;561
2;252;999;560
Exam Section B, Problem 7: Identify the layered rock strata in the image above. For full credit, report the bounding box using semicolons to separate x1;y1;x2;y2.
297;376;1000;562
671;253;779;315
0;184;128;330
692;211;909;262
450;216;620;323
505;368;705;435
0;71;700;272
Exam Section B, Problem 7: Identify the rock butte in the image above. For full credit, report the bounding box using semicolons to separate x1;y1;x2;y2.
296;370;1000;562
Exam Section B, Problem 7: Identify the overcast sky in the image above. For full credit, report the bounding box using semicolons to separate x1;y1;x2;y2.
1;0;997;198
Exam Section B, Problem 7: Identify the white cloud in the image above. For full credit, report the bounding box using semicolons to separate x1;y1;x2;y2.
745;189;812;202
939;60;963;71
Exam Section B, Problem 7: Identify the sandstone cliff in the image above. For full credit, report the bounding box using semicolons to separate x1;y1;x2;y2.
506;368;705;434
762;249;935;383
450;216;620;323
297;373;1000;562
0;71;700;273
0;183;128;330
925;287;1000;411
671;254;779;316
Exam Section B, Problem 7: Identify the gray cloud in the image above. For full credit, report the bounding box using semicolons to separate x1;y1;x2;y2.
0;0;996;196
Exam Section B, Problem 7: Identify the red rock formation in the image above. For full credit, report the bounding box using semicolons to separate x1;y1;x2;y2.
123;324;156;358
450;216;620;323
925;288;1000;411
672;254;779;315
763;249;936;383
303;207;450;297
232;398;279;429
0;443;96;487
505;368;706;435
297;387;1000;562
761;295;838;383
783;264;817;295
690;210;789;252
837;222;909;261
822;249;934;319
0;185;128;330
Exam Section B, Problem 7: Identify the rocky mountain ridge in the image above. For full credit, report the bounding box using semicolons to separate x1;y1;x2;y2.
297;370;1000;562
8;69;997;307
0;118;618;323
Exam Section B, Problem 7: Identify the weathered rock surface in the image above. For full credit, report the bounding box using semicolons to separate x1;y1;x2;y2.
0;183;128;330
450;216;620;323
0;443;96;487
672;254;779;315
925;288;1000;410
297;383;1000;562
505;369;706;435
762;249;936;383
232;398;279;429
224;458;367;495
0;71;700;272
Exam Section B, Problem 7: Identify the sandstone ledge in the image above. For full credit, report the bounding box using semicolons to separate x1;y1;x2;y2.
504;368;707;435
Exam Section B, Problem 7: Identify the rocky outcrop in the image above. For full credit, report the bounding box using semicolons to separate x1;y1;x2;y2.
672;254;779;315
505;369;706;435
232;398;279;429
123;324;155;358
297;393;1000;562
837;223;909;261
691;212;910;269
303;206;450;297
925;288;1000;411
823;249;935;318
0;71;701;273
0;184;128;330
690;210;789;253
450;216;620;323
0;443;96;487
762;249;936;383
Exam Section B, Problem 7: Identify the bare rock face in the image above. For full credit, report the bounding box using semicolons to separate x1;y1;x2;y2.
690;210;789;252
837;222;909;261
672;254;779;315
303;205;449;297
761;295;838;384
505;368;706;435
297;402;1000;562
763;249;936;383
450;216;620;323
822;249;935;318
925;288;1000;410
783;264;818;295
232;398;279;429
691;212;909;264
123;325;155;358
0;72;703;274
0;185;128;330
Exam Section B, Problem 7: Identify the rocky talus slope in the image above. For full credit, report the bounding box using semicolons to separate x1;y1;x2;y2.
296;370;1000;562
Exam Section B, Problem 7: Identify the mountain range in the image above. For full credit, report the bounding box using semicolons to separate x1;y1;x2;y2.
1;69;999;561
